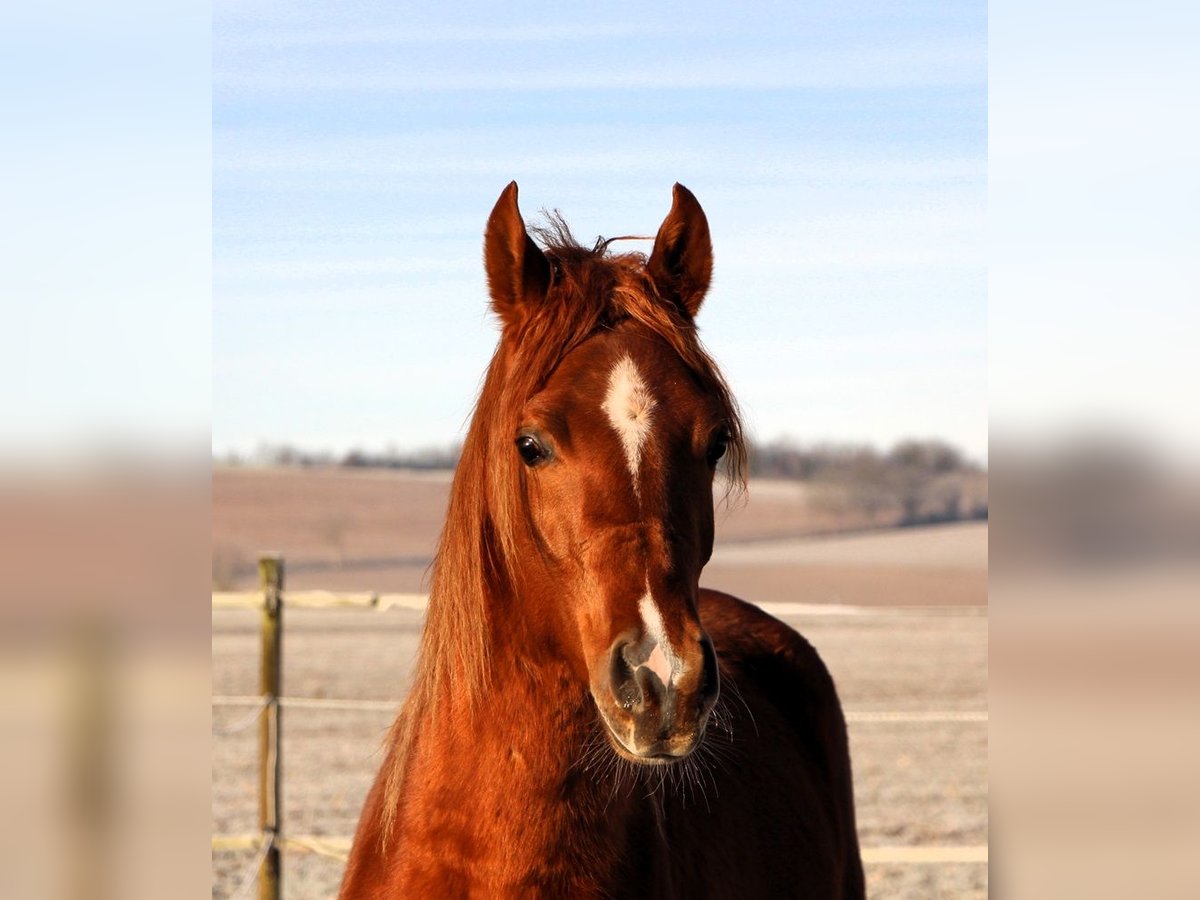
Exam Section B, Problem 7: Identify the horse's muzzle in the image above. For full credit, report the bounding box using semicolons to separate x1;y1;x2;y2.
595;633;720;762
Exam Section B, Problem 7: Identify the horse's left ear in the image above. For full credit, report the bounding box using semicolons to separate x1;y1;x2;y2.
647;183;713;318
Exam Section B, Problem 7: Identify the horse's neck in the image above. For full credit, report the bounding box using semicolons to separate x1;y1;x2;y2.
411;630;606;819
396;597;661;894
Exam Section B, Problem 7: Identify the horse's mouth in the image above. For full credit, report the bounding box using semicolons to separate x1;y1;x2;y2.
597;710;706;766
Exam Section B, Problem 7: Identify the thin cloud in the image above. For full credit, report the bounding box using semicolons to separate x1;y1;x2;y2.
215;257;465;280
220;23;688;50
215;131;984;184
215;42;983;93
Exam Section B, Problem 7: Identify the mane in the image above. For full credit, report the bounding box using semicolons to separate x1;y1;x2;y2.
380;214;747;841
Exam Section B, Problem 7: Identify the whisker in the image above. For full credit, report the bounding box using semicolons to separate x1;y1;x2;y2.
720;669;759;738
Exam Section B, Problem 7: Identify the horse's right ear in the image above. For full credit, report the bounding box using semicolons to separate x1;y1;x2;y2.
484;182;552;327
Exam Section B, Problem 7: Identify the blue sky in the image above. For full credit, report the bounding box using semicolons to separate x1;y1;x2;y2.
1;0;210;458
214;1;987;462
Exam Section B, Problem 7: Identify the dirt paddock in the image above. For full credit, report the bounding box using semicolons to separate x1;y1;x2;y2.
212;469;987;898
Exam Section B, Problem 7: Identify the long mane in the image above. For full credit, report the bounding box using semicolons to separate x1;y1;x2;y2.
379;216;746;840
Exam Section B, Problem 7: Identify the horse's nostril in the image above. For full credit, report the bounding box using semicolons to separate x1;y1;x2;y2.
634;664;668;713
609;642;641;711
607;639;674;720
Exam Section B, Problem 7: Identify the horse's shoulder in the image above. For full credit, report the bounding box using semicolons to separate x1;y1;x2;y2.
697;587;843;716
699;588;820;665
696;587;864;899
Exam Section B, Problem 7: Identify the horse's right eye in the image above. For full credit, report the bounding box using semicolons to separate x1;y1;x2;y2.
515;435;549;467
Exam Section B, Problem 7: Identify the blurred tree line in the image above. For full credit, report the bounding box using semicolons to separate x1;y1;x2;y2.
746;438;988;525
218;437;986;527
220;442;464;471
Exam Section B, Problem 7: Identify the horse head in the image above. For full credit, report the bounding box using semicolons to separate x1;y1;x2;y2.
480;182;744;763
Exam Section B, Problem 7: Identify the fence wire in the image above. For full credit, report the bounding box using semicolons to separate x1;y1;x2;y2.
212;696;270;735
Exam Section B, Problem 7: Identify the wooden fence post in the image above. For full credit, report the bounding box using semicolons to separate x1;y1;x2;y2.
258;555;284;900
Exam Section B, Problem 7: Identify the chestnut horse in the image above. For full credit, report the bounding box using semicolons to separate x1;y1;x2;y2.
340;183;863;899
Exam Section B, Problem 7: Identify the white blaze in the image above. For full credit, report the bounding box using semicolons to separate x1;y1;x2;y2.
604;358;675;682
638;592;678;686
601;354;656;490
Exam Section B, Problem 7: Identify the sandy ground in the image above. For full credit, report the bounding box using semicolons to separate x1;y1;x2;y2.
705;522;987;609
212;468;987;898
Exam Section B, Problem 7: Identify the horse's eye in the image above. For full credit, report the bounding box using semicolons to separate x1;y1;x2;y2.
515;434;549;467
706;429;730;467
